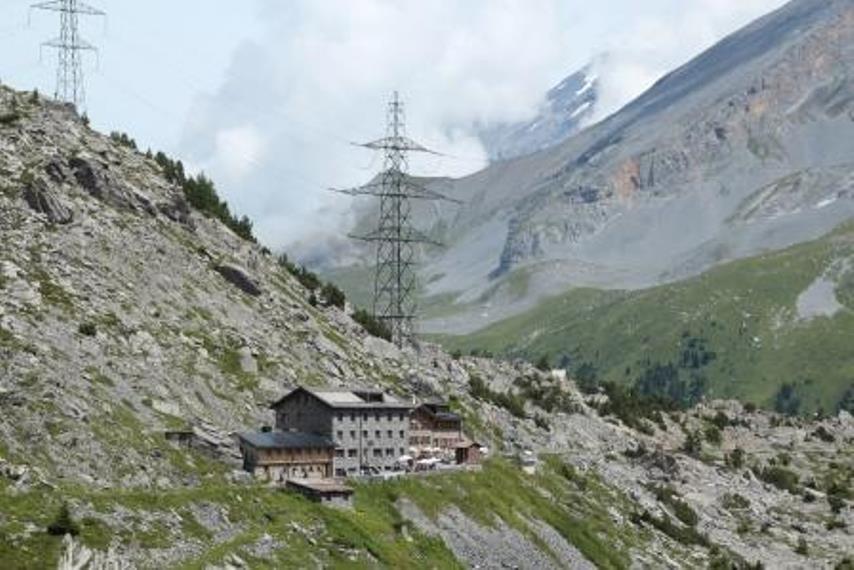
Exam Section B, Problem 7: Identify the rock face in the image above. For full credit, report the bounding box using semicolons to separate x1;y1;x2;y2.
22;178;73;224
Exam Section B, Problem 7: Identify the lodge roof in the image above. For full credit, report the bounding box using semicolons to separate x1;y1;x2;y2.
237;431;335;450
416;402;461;422
271;386;413;410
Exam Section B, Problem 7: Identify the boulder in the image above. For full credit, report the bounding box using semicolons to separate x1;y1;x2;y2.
22;179;73;224
238;346;258;374
68;156;138;211
157;194;192;225
214;264;262;296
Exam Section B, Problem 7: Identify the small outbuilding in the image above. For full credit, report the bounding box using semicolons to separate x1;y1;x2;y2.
286;478;354;508
237;431;335;482
454;441;484;465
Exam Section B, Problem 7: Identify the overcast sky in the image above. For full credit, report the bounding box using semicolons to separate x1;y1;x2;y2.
0;0;787;249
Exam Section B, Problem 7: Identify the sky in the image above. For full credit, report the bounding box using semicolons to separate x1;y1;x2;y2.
0;0;788;250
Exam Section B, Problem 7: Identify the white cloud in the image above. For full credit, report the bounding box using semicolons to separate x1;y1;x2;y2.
179;0;789;250
213;125;267;181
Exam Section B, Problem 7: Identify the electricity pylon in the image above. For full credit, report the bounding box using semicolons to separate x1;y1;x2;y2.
31;0;105;109
333;92;459;347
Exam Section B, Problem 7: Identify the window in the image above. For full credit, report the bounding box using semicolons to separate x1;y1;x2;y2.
351;413;356;421
337;413;343;422
386;448;394;457
335;468;346;477
375;430;382;439
349;430;356;439
347;449;357;458
399;448;405;456
373;449;382;458
336;430;343;440
362;430;368;438
399;413;405;421
375;412;381;421
399;430;405;439
363;412;368;420
387;430;393;438
335;449;344;458
387;412;393;421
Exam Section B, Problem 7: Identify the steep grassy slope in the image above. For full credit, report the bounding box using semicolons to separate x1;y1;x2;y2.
0;457;652;569
436;222;854;414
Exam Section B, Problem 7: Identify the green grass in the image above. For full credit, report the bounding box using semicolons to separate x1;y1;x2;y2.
0;457;658;569
435;222;854;414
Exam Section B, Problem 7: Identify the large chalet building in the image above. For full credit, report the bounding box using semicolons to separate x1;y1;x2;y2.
236;386;481;482
270;387;412;476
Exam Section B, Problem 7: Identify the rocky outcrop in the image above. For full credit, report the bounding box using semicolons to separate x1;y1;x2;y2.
22;178;73;224
214;263;262;296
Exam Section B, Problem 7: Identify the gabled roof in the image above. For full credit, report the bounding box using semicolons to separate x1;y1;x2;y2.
237;431;335;449
415;402;461;422
271;386;412;410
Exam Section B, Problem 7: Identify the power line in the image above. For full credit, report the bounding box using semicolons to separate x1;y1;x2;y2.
30;0;105;109
335;92;459;347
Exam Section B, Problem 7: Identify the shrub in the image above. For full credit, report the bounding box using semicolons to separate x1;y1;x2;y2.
450;350;462;360
631;510;708;546
533;414;550;431
575;362;599;394
320;282;346;309
682;431;702;457
47;503;79;536
726;447;745;469
110;131;138;150
722;493;750;511
826;518;846;531
652;486;698;527
774;383;801;416
758;465;799;494
704;425;722;446
598;381;679;432
813;426;835;443
352;309;392;342
534;354;550;372
744;402;757;413
828;494;845;514
795;536;808;556
77;322;97;337
710;411;730;429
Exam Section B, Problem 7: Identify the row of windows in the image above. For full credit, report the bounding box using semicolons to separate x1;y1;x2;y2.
336;411;406;422
336;429;405;440
334;447;405;458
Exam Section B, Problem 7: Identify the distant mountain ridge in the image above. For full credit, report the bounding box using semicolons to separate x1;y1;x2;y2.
477;64;598;162
405;0;854;334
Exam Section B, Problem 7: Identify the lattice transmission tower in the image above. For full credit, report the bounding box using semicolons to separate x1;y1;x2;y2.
31;0;105;109
334;92;459;347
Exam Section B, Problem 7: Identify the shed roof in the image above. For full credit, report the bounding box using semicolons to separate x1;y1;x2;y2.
286;478;354;494
237;431;335;449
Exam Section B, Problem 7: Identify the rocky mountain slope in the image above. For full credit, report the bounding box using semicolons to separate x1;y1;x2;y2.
1;86;852;569
476;64;598;162
327;0;854;337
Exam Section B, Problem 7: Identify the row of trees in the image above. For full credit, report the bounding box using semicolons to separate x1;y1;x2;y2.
109;132;257;243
